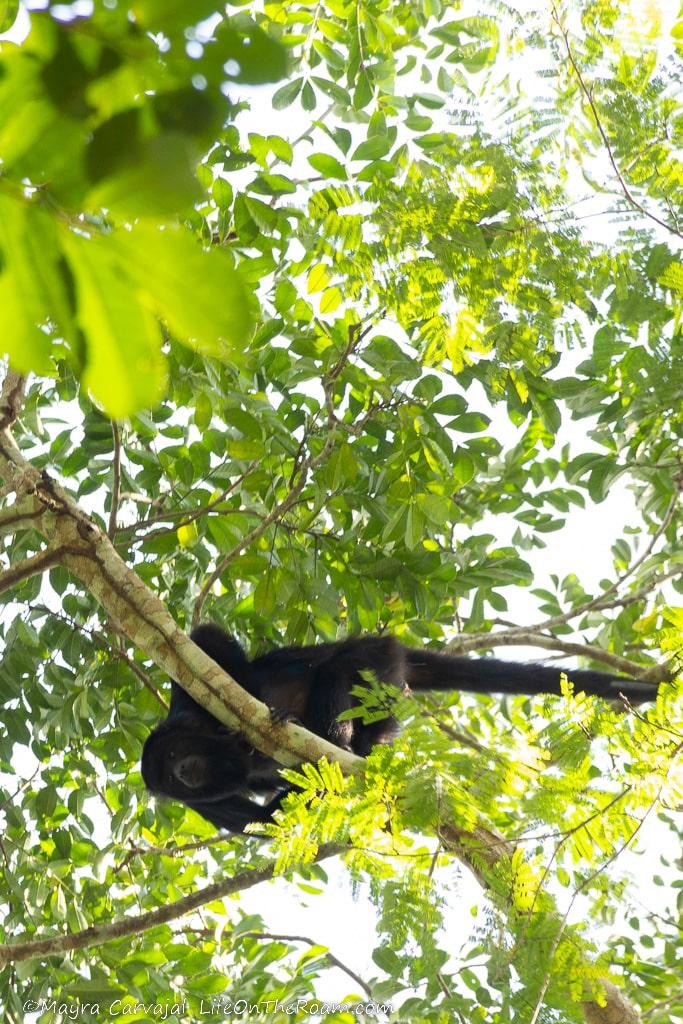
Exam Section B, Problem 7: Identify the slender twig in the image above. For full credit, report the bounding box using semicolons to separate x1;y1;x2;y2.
418;694;490;754
448;630;664;681
0;548;62;596
191;448;332;625
527;792;661;1024
552;6;682;240
448;481;681;671
121;506;246;546
524;787;632;925
0;767;41;815
583;565;682;614
114;835;231;872
30;602;167;710
108;421;121;539
120;459;260;538
237;931;373;998
642;994;683;1020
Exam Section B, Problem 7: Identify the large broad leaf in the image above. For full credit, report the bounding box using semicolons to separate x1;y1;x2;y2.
0;43;88;203
107;224;256;355
86;131;203;218
207;21;289;85
130;0;223;33
0;195;75;374
0;0;19;32
60;223;256;415
61;231;168;417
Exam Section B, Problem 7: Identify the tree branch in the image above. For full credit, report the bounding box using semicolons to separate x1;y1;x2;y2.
0;547;62;596
553;5;682;241
0;497;44;537
237;931;373;998
0;844;343;967
191;434;337;625
32;603;168;711
119;458;261;538
448;630;666;683
0;370;26;430
107;421;121;539
446;485;681;679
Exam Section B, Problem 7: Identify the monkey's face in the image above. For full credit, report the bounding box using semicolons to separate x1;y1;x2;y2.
141;725;251;801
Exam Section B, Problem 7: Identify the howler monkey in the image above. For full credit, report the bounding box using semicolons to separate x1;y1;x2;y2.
141;623;657;834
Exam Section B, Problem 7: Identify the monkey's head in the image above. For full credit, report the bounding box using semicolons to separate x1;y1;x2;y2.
141;719;251;802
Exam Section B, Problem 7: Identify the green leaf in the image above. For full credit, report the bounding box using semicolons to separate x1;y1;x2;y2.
414;92;446;109
0;195;74;375
450;413;490;432
308;153;347;179
194;393;213;430
452;452;475;488
351;135;392;161
311;76;352;105
213;22;289;85
272;78;303;110
353;74;373;110
213;178;233;209
131;0;224;31
87;131;202;217
61;231;167;418
105;224;255;356
430;395;467;416
301;80;317;111
177;521;199;548
405;113;434;131
0;0;19;32
307;264;330;293
319;286;342;313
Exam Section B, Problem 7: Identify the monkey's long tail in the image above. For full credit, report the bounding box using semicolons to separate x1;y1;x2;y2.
404;649;659;703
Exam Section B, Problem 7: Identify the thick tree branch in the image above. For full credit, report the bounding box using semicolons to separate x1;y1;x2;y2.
0;370;26;430
0;497;45;537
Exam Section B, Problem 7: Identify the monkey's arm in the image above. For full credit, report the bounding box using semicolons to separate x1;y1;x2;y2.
301;663;358;750
185;793;287;833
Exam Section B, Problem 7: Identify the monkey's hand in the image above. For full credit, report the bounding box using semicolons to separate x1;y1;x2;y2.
268;706;300;726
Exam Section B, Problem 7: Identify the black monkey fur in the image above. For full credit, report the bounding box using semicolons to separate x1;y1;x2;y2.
141;623;657;834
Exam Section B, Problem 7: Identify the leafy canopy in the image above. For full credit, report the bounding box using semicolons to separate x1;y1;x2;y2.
0;1;682;1022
